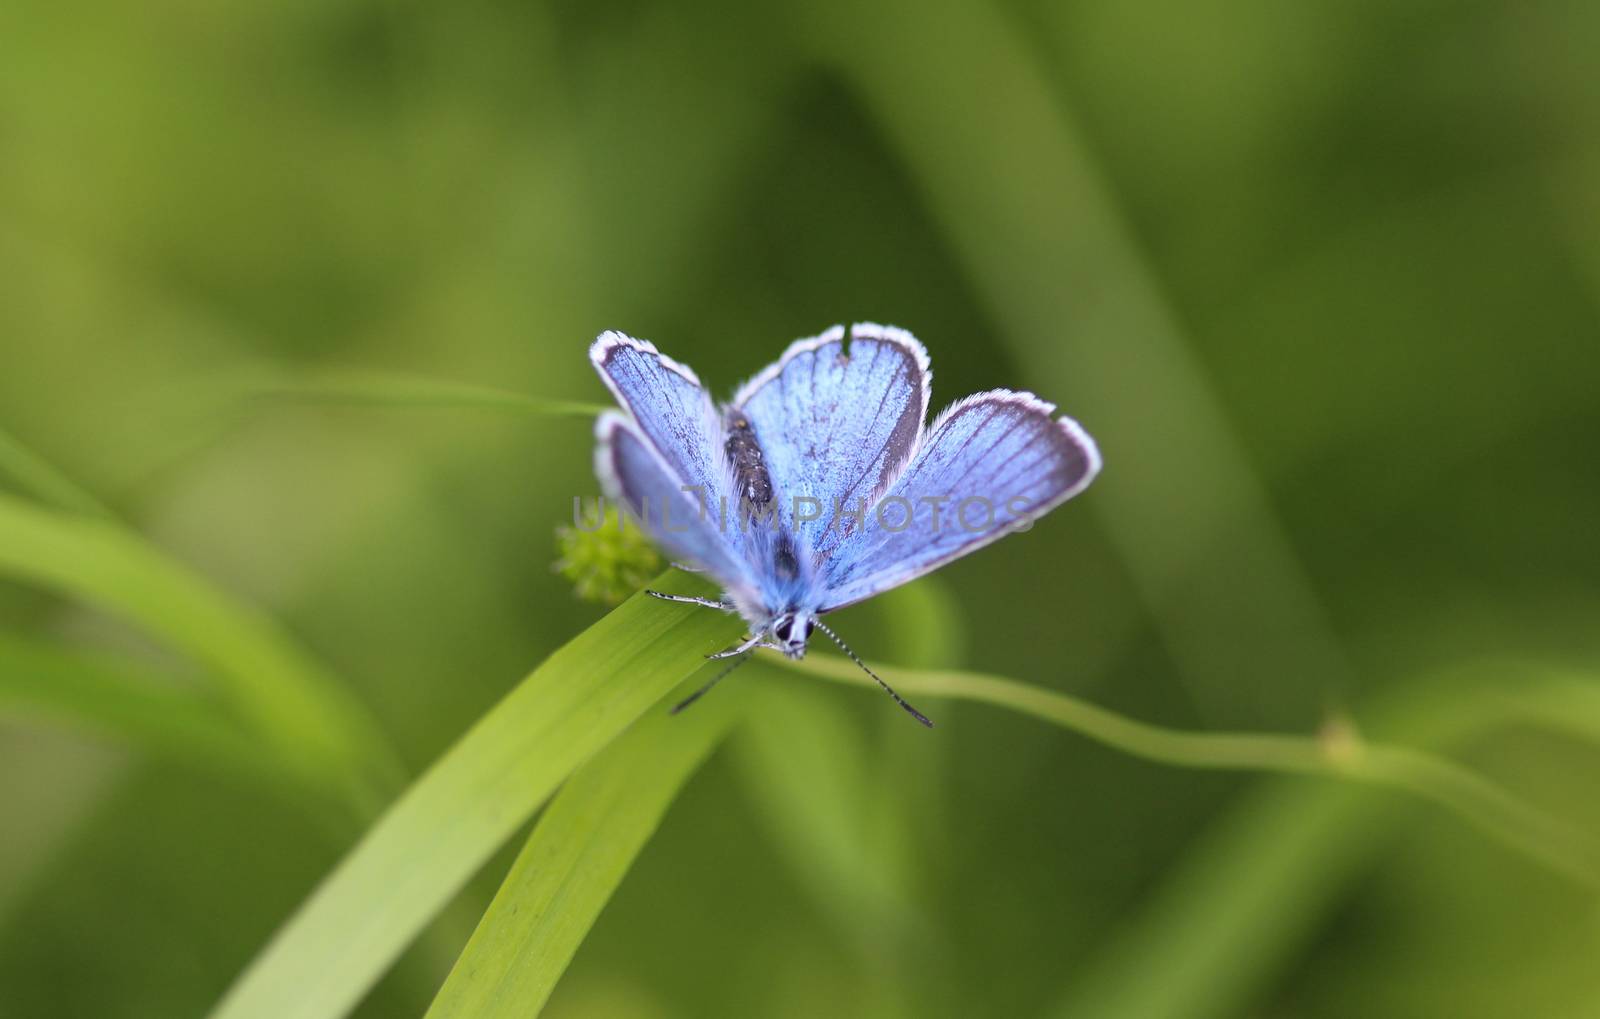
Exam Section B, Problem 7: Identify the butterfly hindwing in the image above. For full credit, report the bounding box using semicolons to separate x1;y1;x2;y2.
817;390;1100;612
732;323;929;558
590;331;729;520
594;411;760;608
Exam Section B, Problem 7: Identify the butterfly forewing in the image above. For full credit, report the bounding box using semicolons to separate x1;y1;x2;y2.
816;390;1100;612
591;332;728;518
593;411;760;607
732;323;929;560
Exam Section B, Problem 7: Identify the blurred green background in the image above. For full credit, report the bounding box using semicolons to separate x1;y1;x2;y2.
4;0;1600;1016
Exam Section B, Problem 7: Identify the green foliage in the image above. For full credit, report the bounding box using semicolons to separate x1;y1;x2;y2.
783;654;1600;888
0;492;400;816
424;675;746;1019
6;1;1600;1016
4;444;1599;1018
260;374;610;420
0;633;285;792
204;597;1600;1019
208;572;741;1019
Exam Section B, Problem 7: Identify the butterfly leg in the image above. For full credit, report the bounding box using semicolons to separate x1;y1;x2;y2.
670;561;707;573
646;590;736;612
707;632;766;660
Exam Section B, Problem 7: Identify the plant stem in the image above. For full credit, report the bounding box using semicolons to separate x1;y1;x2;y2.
785;654;1600;888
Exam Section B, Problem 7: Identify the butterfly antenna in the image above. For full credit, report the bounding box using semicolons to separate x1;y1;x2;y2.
813;620;935;728
670;653;752;715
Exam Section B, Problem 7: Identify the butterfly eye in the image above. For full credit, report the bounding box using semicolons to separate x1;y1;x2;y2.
803;618;816;639
773;617;794;642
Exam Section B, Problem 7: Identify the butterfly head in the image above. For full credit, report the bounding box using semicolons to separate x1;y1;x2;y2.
769;610;817;659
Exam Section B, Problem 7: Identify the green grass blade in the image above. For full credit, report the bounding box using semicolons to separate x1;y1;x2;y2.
1045;665;1600;1019
0;632;286;785
784;655;1600;887
729;680;930;1019
1051;780;1384;1019
257;373;609;418
724;582;966;1015
0;423;112;519
0;492;402;811
733;682;923;939
209;572;741;1019
424;673;745;1019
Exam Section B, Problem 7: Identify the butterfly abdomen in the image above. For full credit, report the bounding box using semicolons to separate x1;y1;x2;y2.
726;409;807;590
724;410;774;508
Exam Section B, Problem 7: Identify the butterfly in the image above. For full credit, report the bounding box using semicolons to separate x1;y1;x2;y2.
591;322;1100;725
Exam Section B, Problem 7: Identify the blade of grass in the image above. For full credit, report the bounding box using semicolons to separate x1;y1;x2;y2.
423;669;746;1019
1052;778;1381;1019
0;492;401;813
256;373;609;418
0;423;112;519
734;582;962;938
1045;663;1600;1019
783;654;1600;888
208;571;742;1019
857;577;963;877
730;680;929;1019
0;632;290;788
725;581;966;1017
733;680;924;939
786;649;1600;1017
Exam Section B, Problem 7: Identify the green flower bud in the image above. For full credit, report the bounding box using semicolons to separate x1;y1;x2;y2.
553;505;661;605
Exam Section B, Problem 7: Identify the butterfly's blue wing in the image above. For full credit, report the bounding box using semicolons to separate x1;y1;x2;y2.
591;331;729;519
732;323;929;559
817;390;1100;612
594;411;761;610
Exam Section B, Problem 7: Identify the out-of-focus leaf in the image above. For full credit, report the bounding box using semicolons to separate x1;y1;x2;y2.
727;578;967;1015
784;654;1600;888
0;493;400;813
208;570;741;1019
0;632;291;790
258;373;609;419
731;680;928;1019
424;673;745;1019
1043;662;1600;1019
0;424;111;519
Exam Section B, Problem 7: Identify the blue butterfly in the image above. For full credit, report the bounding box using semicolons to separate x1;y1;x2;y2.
591;323;1100;725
